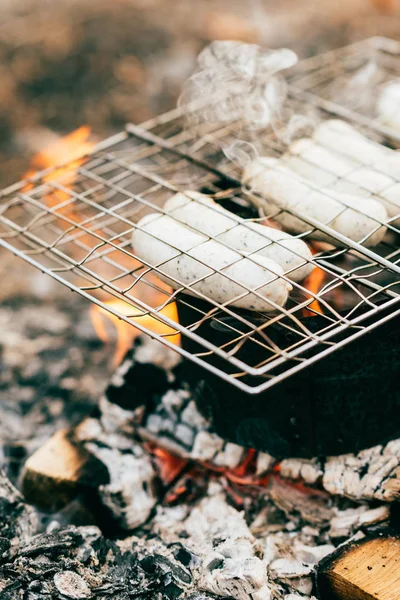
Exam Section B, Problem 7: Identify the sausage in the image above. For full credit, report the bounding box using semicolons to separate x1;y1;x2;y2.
283;138;400;219
313;119;400;178
164;191;314;281
132;213;291;312
242;157;388;246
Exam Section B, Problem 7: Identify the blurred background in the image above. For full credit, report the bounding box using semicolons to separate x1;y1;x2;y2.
0;0;400;187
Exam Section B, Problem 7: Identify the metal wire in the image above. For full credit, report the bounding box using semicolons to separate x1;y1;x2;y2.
1;37;400;394
288;36;400;142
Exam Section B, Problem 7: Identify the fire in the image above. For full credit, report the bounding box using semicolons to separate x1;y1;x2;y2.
24;127;182;366
302;267;325;316
23;126;94;233
90;299;181;366
302;243;325;317
24;126;92;194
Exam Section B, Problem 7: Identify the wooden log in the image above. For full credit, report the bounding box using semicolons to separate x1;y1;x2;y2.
316;532;400;600
22;428;107;511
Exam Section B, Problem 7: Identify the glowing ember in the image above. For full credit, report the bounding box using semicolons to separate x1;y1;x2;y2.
90;298;181;366
150;445;188;485
146;442;325;511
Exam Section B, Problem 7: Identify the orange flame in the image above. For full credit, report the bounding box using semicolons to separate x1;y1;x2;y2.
302;268;325;316
302;243;326;317
23;126;94;236
90;299;181;366
24;126;92;195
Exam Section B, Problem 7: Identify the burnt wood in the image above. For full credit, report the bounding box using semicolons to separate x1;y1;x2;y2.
177;297;400;458
22;428;109;512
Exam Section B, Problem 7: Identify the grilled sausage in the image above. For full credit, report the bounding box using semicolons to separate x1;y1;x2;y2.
314;119;400;178
164;191;314;281
132;213;291;312
242;157;387;246
283;138;400;219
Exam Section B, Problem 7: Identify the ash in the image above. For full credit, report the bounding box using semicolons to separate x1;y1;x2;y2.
1;292;398;599
0;282;112;486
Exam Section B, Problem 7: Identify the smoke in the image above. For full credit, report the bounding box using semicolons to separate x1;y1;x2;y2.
330;58;385;115
178;41;298;133
223;140;259;169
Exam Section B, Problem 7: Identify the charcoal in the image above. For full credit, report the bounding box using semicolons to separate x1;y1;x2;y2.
105;337;181;412
0;523;203;600
2;285;399;600
0;469;38;550
280;440;400;502
74;418;158;531
103;337;246;471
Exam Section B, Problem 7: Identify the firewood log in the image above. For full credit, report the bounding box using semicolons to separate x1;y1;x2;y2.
22;427;107;511
316;532;400;600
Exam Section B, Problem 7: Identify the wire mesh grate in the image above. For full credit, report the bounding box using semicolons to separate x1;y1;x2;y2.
288;36;400;141
1;39;400;394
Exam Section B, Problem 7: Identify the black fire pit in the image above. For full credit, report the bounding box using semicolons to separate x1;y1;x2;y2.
177;296;400;458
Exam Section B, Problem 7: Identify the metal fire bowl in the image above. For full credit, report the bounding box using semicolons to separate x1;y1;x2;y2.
177;298;400;458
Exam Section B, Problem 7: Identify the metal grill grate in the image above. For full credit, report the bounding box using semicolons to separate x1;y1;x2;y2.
2;40;400;394
288;36;400;141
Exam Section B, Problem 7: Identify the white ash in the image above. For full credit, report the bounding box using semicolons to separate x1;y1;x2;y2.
328;505;390;539
279;459;323;486
134;336;182;372
103;369;247;471
99;395;142;437
267;477;335;527
260;529;334;598
149;481;358;599
256;452;276;476
278;440;400;502
322;440;400;502
89;445;156;530
74;418;157;530
53;571;91;599
153;482;272;600
102;336;400;506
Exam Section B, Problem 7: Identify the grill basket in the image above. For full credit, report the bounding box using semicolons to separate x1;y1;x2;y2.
1;36;400;404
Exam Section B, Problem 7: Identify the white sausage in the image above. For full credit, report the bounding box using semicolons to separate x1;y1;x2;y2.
242;157;387;246
314;119;400;178
283;138;400;219
132;213;291;312
164;191;314;281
